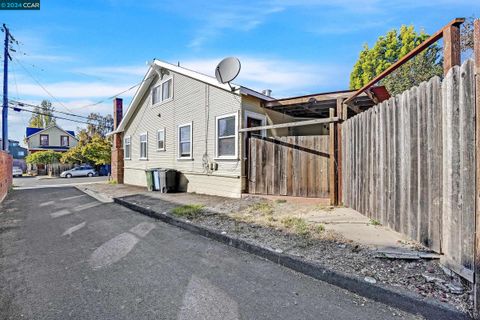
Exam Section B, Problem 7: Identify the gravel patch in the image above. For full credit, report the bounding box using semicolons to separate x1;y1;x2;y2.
118;193;473;317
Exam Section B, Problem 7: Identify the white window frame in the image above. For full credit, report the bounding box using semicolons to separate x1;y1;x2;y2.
139;132;148;160
177;122;193;160
243;111;267;157
157;128;165;151
215;112;238;160
124;136;131;160
152;76;173;106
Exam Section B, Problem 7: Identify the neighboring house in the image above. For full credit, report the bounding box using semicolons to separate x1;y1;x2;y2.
0;139;28;172
25;124;78;153
109;59;379;198
0;139;27;159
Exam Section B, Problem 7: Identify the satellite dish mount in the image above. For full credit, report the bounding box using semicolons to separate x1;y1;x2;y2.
215;57;241;91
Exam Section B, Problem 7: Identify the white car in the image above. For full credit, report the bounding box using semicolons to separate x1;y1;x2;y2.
12;166;23;177
60;166;97;178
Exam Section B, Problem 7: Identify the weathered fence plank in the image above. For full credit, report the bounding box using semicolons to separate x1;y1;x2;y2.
342;59;476;281
459;60;475;271
249;135;329;198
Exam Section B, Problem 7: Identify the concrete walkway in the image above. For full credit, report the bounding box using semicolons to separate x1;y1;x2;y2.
304;207;411;249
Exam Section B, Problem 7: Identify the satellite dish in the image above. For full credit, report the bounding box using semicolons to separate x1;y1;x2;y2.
215;57;241;87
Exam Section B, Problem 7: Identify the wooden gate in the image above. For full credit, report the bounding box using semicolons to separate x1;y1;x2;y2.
248;136;330;198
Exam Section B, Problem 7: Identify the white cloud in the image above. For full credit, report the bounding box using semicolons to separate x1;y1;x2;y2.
71;65;148;79
181;56;349;97
15;80;138;99
183;3;284;49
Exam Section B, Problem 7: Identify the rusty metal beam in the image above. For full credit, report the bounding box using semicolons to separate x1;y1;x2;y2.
344;17;465;106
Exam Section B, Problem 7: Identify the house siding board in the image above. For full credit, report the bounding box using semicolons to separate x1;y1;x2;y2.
122;70;242;198
27;126;78;150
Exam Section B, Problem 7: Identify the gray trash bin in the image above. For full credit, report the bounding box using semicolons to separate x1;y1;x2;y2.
157;168;177;193
152;169;160;191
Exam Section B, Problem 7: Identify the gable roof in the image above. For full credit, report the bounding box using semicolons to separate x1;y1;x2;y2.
112;59;275;133
26;124;77;140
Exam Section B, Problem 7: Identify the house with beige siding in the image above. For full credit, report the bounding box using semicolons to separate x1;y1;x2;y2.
110;59;378;199
26;124;78;153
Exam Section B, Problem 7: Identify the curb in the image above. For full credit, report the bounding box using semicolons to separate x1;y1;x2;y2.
75;186;113;203
113;197;470;320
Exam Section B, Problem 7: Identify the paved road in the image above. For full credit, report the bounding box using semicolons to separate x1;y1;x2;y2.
13;176;107;188
0;187;420;320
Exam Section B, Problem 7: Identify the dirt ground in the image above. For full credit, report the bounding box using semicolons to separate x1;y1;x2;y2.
78;183;474;317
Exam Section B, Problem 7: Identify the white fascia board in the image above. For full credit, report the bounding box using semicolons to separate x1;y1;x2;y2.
113;59;276;134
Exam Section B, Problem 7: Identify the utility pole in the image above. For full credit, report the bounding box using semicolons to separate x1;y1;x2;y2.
2;24;10;152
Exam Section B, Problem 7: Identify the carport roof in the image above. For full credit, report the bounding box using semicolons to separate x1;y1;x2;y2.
264;87;389;118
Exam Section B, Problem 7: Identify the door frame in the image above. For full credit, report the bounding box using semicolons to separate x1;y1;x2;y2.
243;110;267;158
243;111;267;193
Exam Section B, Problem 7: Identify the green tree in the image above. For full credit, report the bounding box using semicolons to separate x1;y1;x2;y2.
60;145;87;164
461;17;475;54
61;133;111;165
28;100;56;128
350;25;443;95
26;150;62;165
84;113;114;138
82;134;112;165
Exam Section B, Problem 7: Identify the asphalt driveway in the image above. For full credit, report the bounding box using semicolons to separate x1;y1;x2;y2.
0;187;420;320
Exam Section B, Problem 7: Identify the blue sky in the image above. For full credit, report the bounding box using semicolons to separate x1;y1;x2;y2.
1;0;479;144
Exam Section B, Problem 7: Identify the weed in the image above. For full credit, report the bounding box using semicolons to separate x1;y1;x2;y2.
108;179;117;185
315;224;325;233
275;199;287;204
249;202;274;216
281;216;310;237
171;204;204;219
369;219;381;226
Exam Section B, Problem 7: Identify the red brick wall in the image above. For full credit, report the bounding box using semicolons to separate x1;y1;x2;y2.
111;144;124;184
0;150;13;202
111;98;124;184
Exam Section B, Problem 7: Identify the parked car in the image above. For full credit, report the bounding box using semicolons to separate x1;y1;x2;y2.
60;166;97;178
12;166;22;177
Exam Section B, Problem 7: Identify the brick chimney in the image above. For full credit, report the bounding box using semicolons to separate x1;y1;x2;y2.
111;98;124;184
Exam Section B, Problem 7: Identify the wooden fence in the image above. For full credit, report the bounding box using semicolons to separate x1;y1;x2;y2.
248;136;330;198
46;163;74;177
342;59;476;281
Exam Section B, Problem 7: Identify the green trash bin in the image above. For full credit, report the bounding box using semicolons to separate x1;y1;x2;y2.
145;169;154;191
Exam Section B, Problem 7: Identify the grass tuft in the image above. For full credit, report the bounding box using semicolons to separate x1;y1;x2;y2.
171;204;204;219
369;219;381;226
281;216;310;237
249;202;274;216
315;224;325;233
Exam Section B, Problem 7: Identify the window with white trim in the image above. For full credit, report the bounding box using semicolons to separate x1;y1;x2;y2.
216;113;237;158
157;129;165;151
152;77;173;105
124;136;131;159
178;123;192;159
139;133;148;159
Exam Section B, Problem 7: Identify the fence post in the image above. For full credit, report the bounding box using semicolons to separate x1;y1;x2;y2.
443;22;461;75
336;98;344;205
474;18;480;320
329;108;338;205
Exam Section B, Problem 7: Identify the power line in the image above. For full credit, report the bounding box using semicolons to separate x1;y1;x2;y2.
8;105;91;125
6;30;155;113
12;56;76;114
9;99;100;122
77;73;156;109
